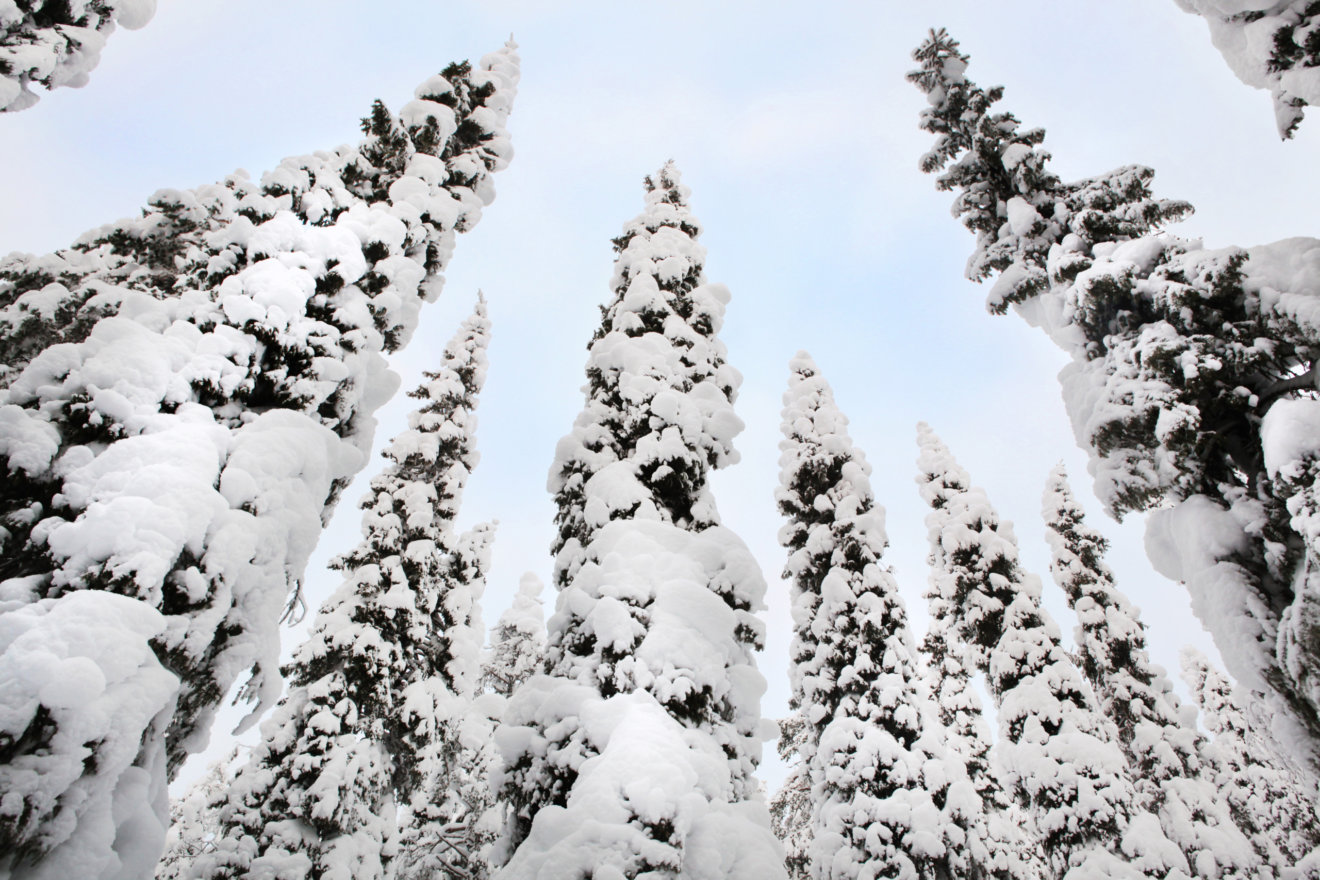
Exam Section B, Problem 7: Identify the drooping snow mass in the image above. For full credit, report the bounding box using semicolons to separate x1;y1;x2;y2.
1043;466;1260;879
0;590;176;880
908;28;1320;764
917;424;1182;879
773;352;954;880
1172;0;1320;137
482;572;546;698
0;0;155;112
1180;647;1320;872
494;165;783;879
0;45;517;880
187;296;496;880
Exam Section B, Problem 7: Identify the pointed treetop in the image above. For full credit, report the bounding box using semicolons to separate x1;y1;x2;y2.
915;422;972;511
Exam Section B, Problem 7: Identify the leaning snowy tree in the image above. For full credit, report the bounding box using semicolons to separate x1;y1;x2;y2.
774;352;957;880
917;424;1186;879
1172;0;1320;138
493;163;786;879
909;28;1320;764
1180;647;1320;873
1042;465;1261;878
0;0;156;112
0;43;517;880
187;295;496;880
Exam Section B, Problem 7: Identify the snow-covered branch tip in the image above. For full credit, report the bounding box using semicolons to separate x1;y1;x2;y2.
0;0;156;112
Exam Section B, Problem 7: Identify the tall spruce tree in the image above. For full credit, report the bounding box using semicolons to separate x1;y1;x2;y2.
917;424;1184;879
494;164;784;880
0;0;155;112
482;572;546;699
0;43;517;880
1181;647;1320;874
774;352;956;880
920;582;1042;880
1172;0;1320;138
1043;465;1260;878
908;29;1320;762
394;526;499;880
188;295;495;880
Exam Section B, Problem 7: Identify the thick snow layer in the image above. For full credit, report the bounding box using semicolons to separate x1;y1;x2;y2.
1174;0;1320;136
496;691;786;880
1144;497;1273;695
0;591;175;880
1262;398;1320;479
0;41;520;880
499;515;779;872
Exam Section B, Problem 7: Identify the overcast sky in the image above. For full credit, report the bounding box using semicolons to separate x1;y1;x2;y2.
4;0;1318;791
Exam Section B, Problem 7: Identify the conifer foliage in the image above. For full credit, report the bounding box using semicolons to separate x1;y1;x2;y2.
1181;648;1320;873
909;29;1320;761
1042;466;1259;879
0;0;155;112
188;295;496;880
1172;0;1320;138
774;352;950;880
482;572;546;698
917;425;1180;879
0;45;517;880
546;161;742;590
495;164;784;880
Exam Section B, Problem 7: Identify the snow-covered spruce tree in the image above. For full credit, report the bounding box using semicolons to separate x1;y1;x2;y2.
0;0;155;112
155;748;240;880
0;46;517;880
917;424;1184;879
494;164;784;879
1172;0;1320;138
482;572;546;698
394;525;499;880
1181;647;1320;874
909;29;1320;762
919;447;1043;880
774;352;953;880
768;715;811;880
1043;465;1260;878
189;295;495;880
545;161;741;592
920;601;1042;880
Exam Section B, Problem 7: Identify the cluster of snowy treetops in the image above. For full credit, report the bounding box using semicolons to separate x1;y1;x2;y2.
5;0;1316;137
2;19;1320;880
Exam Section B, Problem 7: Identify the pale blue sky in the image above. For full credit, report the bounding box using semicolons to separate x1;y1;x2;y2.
4;0;1318;789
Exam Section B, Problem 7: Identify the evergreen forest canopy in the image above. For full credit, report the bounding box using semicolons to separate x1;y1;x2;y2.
1;4;1320;880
